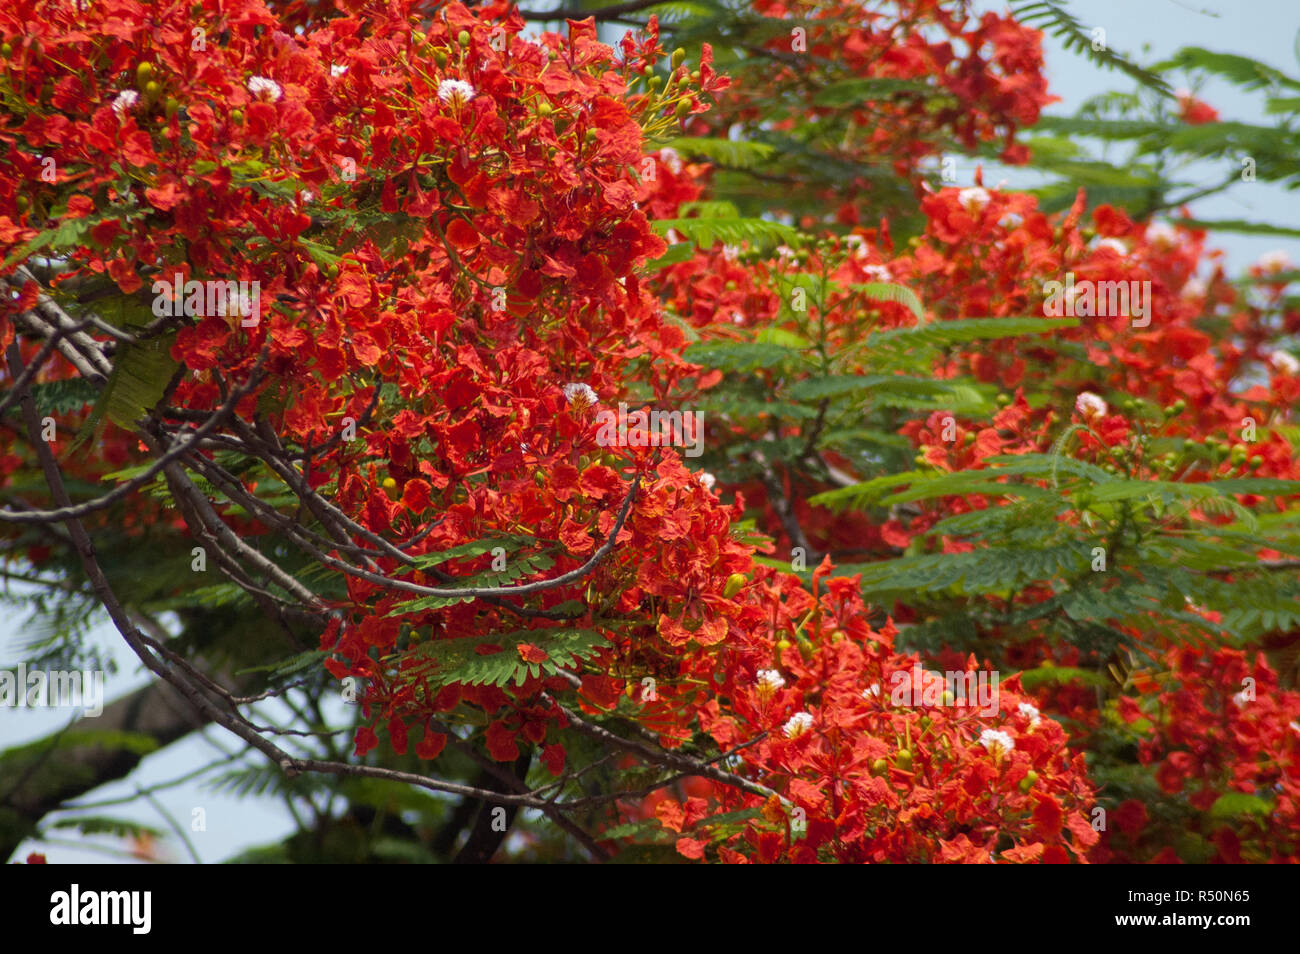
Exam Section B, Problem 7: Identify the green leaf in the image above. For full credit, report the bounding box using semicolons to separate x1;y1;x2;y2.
1010;1;1174;97
410;628;608;689
47;816;164;839
1;215;97;270
1152;47;1300;92
849;282;926;323
1017;666;1109;691
0;377;100;417
660;137;777;171
410;535;539;569
651;216;802;251
642;241;696;272
811;77;941;107
1209;792;1272;820
235;649;328;678
682;341;808;372
867;317;1078;351
1175;218;1300;239
103;334;180;431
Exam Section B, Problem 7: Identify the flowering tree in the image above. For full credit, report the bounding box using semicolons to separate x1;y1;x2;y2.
2;0;1298;864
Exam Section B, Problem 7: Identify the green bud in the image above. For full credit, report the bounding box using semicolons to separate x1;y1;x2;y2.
671;48;685;69
458;30;471;47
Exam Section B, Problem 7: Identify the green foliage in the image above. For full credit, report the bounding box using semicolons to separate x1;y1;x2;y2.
0;377;99;417
808;444;1300;652
1010;1;1174;96
661;136;776;170
405;628;609;689
651;215;803;250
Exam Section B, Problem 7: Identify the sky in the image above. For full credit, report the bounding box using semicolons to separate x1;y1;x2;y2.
971;0;1300;273
3;0;1298;864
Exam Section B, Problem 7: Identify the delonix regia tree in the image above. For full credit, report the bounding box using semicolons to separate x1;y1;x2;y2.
1;0;1299;863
